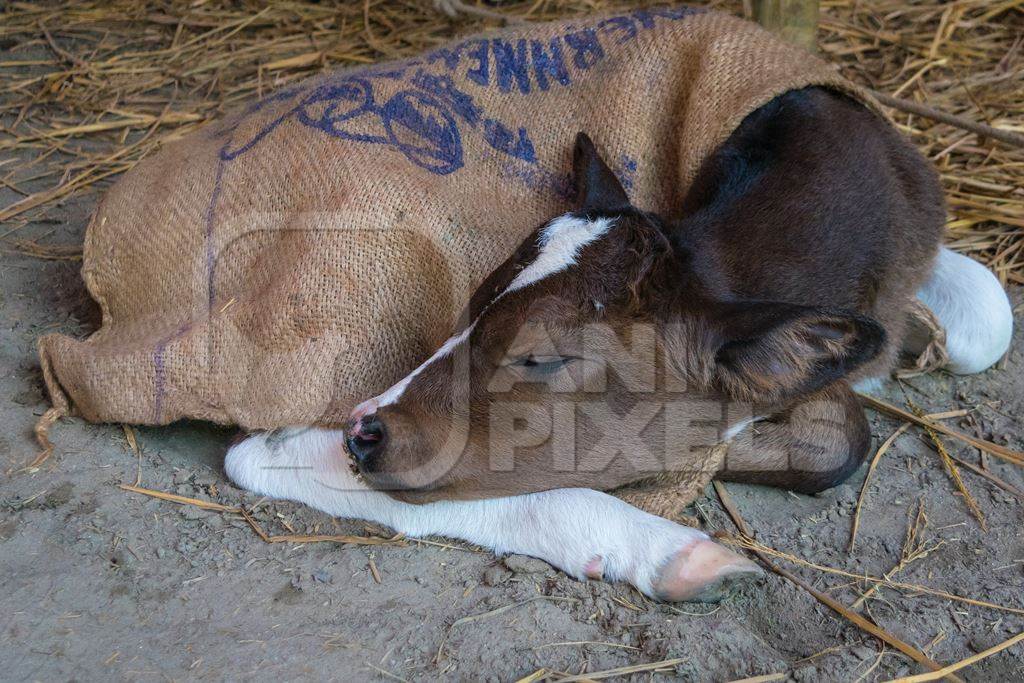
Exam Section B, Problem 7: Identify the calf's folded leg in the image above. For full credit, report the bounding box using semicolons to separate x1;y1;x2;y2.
225;427;761;601
716;382;871;494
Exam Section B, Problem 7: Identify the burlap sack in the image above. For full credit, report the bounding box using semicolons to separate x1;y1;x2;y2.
38;8;880;507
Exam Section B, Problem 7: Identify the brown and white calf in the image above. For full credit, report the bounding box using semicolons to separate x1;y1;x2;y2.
227;87;1013;601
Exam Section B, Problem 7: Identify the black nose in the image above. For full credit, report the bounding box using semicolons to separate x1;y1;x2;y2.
346;415;387;468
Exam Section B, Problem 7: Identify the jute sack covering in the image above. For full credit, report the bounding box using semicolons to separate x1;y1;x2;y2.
38;8;882;509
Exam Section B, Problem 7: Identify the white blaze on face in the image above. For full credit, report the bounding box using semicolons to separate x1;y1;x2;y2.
356;321;478;413
505;214;615;294
354;213;616;413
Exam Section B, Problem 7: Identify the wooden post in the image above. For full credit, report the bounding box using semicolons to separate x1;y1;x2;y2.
750;0;820;51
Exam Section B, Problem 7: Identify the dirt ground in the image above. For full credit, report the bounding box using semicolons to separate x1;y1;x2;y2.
1;172;1023;682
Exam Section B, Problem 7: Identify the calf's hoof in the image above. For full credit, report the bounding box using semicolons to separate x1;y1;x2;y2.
652;540;762;602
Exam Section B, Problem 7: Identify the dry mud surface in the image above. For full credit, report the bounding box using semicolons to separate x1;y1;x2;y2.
1;140;1022;683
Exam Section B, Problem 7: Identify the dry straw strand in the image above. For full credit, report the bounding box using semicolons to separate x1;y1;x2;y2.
883;631;1024;683
550;657;688;682
729;534;1024;617
849;422;912;552
118;483;404;546
902;393;986;529
850;499;944;610
859;394;1024;467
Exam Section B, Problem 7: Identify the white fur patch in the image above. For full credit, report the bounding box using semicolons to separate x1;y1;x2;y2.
225;427;709;597
721;415;764;442
916;247;1013;374
851;376;885;396
505;214;615;294
363;213;614;409
372;322;477;409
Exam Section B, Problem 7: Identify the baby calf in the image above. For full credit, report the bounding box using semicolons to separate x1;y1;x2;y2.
229;87;1012;600
343;88;1010;499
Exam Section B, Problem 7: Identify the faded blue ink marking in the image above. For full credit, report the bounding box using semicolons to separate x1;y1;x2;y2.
411;71;483;126
213;8;705;173
205;151;228;310
219;69;548;175
483;120;535;163
464;39;490;86
496;154;573;201
420;7;703;94
153;345;166;422
500;153;639;200
152;321;193;423
426;43;466;72
492;39;532;94
616;154;638;190
563;28;605;70
597;16;639;45
222;77;464;175
530;39;570;91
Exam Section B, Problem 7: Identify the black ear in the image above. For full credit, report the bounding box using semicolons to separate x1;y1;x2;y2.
713;302;886;402
573;132;630;212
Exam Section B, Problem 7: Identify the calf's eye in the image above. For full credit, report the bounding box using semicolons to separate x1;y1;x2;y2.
515;355;575;375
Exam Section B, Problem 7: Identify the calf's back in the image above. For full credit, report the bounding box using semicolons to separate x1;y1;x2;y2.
673;86;944;379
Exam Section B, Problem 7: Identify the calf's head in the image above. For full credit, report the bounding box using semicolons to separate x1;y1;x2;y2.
345;133;885;502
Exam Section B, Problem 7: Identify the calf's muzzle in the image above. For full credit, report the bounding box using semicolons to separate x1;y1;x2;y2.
345;413;388;470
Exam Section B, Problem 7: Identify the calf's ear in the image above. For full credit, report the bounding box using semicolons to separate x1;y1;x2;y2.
573;132;630;212
712;302;885;402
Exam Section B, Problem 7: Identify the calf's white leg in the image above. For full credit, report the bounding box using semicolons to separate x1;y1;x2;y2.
914;247;1013;375
225;427;760;601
